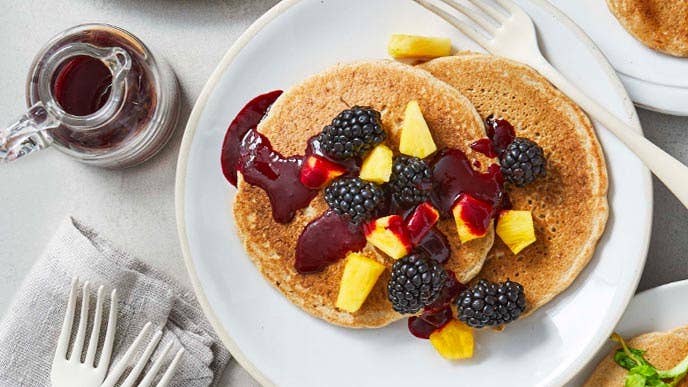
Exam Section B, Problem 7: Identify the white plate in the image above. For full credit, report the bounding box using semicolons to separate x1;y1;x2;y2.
568;280;688;385
175;1;653;386
550;0;688;116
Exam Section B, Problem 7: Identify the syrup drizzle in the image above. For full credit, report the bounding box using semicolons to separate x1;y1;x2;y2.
221;90;283;187
295;210;367;274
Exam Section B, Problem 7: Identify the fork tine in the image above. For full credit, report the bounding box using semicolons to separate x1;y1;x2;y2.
101;321;153;387
54;277;78;360
69;281;90;362
155;348;185;387
440;0;497;35
119;330;163;387
493;0;522;16
97;288;118;371
137;341;174;387
466;0;507;22
414;0;491;47
84;285;104;366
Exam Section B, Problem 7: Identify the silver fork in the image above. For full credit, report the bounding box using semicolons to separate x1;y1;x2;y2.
414;0;688;209
51;277;117;387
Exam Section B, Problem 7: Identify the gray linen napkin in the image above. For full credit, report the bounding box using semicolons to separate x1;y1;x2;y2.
0;217;230;386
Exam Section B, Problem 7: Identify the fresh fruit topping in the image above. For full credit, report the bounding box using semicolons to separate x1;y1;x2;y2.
500;137;546;187
387;252;447;314
325;177;385;224
318;106;386;161
335;252;386;313
359;144;393;184
405;202;440;245
295;211;367;274
452;194;493;244
399;100;437;159
408;307;453;339
389;155;433;208
456;279;526;328
364;215;412;259
388;34;452;59
496;210;536;254
429;320;474;360
299;155;347;189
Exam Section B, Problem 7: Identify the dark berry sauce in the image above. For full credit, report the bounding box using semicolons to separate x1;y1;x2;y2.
408;307;453;339
470;116;516;158
416;228;450;264
295;210;367;274
408;271;466;339
53;55;112;116
430;149;505;216
238;129;318;223
221;90;283;187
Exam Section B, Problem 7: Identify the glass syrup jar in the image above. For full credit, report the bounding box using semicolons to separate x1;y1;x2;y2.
0;23;180;168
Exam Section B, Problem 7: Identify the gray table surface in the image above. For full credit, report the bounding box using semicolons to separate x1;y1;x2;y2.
0;1;686;386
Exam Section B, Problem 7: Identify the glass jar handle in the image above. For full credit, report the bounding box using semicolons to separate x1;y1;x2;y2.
0;103;58;162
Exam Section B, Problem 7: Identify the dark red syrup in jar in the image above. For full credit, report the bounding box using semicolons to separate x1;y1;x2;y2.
45;31;157;150
295;210;367;274
52;55;112;116
221;90;283;186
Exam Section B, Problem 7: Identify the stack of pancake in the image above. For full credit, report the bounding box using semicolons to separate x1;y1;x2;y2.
233;53;608;328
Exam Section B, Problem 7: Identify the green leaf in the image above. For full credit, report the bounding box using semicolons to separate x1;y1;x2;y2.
616;348;651;370
626;372;647;387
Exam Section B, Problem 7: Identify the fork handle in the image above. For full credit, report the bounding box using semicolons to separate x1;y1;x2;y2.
533;58;688;209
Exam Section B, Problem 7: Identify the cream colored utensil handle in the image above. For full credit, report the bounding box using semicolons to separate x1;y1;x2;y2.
533;58;688;208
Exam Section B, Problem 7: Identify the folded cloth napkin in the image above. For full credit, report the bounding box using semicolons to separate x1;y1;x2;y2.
0;217;230;386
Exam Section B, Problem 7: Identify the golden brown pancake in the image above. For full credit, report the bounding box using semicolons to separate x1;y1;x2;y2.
607;0;688;57
585;326;688;386
420;53;608;318
233;60;494;328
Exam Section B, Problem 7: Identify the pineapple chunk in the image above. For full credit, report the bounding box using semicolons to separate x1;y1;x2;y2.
388;34;452;59
360;144;393;184
335;253;386;313
452;195;492;244
364;215;412;260
496;210;536;254
429;320;474;360
399;101;437;159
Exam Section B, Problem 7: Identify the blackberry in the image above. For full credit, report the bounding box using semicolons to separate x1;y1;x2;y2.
318;106;386;160
456;279;526;328
500;138;546;187
324;177;384;224
388;155;432;208
387;252;447;314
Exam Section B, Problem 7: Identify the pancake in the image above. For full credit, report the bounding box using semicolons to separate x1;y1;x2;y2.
420;53;608;318
233;60;494;328
585;326;688;386
607;0;688;57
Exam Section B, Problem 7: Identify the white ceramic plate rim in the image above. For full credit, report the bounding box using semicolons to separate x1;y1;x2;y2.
175;1;653;385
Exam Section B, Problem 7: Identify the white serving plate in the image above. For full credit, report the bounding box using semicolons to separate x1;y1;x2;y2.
550;0;688;116
569;280;688;385
175;0;652;385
